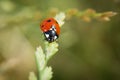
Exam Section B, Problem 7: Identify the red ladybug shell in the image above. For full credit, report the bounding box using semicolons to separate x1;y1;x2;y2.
40;18;60;35
40;18;60;42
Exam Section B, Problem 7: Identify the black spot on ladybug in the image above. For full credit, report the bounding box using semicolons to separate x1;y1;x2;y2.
56;21;58;24
41;25;44;28
47;19;51;22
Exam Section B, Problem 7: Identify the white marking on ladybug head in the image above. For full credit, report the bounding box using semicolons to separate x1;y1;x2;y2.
52;30;55;34
45;34;49;38
54;36;57;39
50;25;56;31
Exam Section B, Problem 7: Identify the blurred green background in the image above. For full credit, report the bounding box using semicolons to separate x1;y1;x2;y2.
0;0;120;80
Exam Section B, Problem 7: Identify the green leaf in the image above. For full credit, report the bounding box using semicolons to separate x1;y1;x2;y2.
41;67;53;80
35;46;46;71
45;42;59;61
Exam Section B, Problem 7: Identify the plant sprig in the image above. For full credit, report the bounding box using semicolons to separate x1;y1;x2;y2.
29;12;65;80
28;9;117;80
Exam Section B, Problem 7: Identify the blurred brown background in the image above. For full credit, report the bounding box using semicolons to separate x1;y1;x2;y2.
0;0;120;80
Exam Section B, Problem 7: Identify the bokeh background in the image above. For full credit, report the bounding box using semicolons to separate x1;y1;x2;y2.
0;0;120;80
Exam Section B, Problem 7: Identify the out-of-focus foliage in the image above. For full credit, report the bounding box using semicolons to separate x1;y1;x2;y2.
0;0;120;80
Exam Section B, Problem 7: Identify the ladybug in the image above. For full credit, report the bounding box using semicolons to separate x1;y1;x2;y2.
40;18;60;42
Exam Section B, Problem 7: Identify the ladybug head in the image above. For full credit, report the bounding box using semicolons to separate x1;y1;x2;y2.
44;26;59;42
